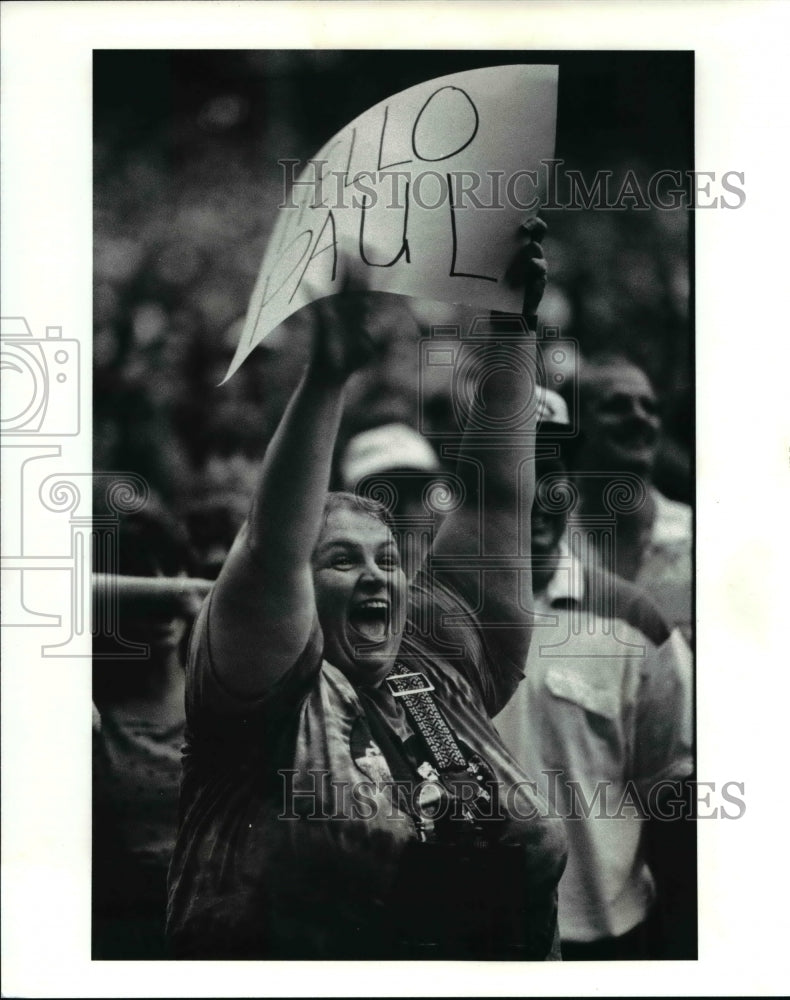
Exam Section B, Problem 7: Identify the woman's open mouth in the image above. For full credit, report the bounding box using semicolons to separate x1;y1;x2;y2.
349;598;390;644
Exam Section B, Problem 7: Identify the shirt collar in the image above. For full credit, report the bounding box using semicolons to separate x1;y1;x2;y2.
543;533;585;607
650;487;692;548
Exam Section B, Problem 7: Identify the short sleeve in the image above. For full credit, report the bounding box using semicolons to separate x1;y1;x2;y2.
185;588;324;733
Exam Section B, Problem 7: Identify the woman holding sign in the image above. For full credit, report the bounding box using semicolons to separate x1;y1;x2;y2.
166;220;567;960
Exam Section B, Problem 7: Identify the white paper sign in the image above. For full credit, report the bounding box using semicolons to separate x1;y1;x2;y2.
225;64;558;380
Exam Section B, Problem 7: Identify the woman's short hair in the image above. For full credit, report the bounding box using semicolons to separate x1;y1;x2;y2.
321;491;393;534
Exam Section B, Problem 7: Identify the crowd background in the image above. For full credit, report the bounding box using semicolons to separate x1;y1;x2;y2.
94;49;693;578
92;49;694;960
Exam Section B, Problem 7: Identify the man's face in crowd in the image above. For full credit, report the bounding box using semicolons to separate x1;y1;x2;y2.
577;358;661;475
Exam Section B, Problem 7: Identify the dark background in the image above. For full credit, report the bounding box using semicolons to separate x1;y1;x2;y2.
94;50;693;560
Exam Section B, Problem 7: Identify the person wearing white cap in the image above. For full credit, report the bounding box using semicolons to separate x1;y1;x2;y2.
339;422;441;490
495;385;695;960
337;421;444;550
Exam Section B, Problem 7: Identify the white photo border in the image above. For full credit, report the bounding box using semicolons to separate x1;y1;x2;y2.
2;1;789;996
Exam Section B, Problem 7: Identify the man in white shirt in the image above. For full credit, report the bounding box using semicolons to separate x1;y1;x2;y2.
560;353;692;643
495;388;695;959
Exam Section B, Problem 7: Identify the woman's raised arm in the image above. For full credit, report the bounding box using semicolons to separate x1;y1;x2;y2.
429;220;548;709
207;292;380;698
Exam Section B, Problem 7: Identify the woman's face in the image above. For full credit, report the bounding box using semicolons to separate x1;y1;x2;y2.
312;507;408;686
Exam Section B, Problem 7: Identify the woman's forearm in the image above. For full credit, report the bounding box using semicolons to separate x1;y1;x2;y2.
430;222;547;689
463;316;537;514
246;362;346;573
438;221;545;555
437;312;537;551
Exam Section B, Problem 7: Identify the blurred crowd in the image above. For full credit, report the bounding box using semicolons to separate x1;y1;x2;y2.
92;51;694;961
94;50;691;570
